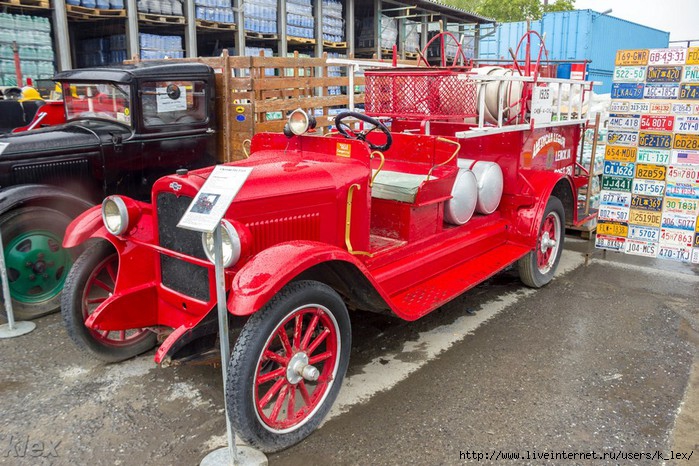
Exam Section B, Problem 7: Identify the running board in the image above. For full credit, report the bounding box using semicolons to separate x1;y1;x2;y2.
387;243;531;321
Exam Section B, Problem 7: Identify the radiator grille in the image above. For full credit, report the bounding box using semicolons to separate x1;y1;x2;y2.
12;158;90;185
246;213;321;253
156;192;210;301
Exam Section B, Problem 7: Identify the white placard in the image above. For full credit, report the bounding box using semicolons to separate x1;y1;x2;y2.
156;86;187;113
530;86;553;124
177;166;253;233
0;142;9;156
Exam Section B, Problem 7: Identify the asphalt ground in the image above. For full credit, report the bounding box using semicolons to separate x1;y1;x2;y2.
1;236;697;466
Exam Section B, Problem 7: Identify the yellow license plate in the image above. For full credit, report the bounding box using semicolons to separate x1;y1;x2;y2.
673;133;699;150
687;47;699;65
635;163;666;180
604;145;637;163
597;221;629;237
629;209;662;227
615;49;649;66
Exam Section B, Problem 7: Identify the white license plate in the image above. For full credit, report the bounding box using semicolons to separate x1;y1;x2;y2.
613;66;646;82
683;65;699;83
600;190;631;208
692;248;699;264
671;150;699;165
648;48;687;65
644;83;680;99
628;225;660;242
608;114;641;131
659;228;694;247
672;103;695;114
663;197;699;215
610;101;630;113
596;234;626;251
666;165;699;184
632;179;666;196
624;239;658;257
658;245;692;262
628;102;650;113
674;115;699;134
661;212;697;231
665;182;699;199
650;102;672;114
637;148;670;165
598;205;630;222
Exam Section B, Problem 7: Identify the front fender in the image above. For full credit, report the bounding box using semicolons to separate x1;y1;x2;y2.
228;241;377;316
63;205;106;248
513;171;573;245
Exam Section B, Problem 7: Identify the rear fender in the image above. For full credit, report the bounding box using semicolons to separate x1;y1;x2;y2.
513;171;574;246
227;241;388;316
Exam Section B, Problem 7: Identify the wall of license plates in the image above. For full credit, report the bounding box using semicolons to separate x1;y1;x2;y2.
596;47;699;263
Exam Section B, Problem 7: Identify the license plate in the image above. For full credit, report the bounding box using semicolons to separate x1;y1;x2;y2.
648;48;687;65
666;165;699;184
646;65;683;83
638;131;672;149
640;114;674;132
597;221;629;237
596;234;626;251
602;175;633;192
635;163;666;180
629;102;650;113
688;47;699;65
611;83;645;99
629;209;662;227
674;115;699;134
608;114;641;131
683;65;699;83
663;197;699;215
660;228;694;247
615;49;649;66
608;130;639;147
658;245;692;262
650;102;672;114
673;133;699;150
693;248;699;264
605;145;637;163
666;182;699;199
598;205;630;222
695;234;699;248
600;190;631;207
671;150;699;165
628;225;660;241
661;212;697;230
644;83;679;99
671;103;695;115
624;239;658;258
631;194;663;212
613;66;646;82
679;84;699;100
604;160;635;178
637;148;670;165
632;178;666;196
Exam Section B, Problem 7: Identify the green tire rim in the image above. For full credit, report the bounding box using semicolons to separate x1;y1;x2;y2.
4;229;71;304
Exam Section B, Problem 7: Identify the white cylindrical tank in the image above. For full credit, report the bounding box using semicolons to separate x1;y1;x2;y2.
457;159;504;215
444;169;478;225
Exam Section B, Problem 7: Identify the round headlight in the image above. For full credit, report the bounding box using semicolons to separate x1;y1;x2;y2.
102;196;129;236
202;220;241;268
288;108;310;135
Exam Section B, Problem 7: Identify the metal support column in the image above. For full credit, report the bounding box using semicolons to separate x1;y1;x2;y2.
277;0;287;56
52;0;72;70
184;0;197;57
474;24;481;58
374;0;381;59
126;0;140;60
347;0;355;57
314;0;323;56
398;17;405;60
420;16;428;51
235;0;246;55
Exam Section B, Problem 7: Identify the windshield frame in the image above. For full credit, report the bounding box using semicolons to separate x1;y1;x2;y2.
62;81;133;127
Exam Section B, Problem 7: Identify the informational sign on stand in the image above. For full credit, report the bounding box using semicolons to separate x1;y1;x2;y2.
597;47;699;264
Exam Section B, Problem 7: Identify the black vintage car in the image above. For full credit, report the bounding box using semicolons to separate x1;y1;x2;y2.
0;62;217;319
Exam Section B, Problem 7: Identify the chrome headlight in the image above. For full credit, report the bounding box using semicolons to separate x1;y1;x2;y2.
201;220;241;268
102;196;129;236
287;108;316;135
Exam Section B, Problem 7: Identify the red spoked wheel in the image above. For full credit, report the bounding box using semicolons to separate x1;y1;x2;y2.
61;241;156;362
518;196;565;288
228;281;351;453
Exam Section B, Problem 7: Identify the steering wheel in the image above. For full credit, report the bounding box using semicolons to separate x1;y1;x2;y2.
334;111;392;152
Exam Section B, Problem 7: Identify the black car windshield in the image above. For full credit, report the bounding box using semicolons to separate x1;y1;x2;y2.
63;82;132;126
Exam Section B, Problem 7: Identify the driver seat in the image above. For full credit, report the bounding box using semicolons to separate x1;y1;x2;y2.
371;170;433;203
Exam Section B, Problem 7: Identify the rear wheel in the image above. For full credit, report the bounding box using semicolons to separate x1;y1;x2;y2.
518;196;564;288
61;241;156;362
227;280;351;453
0;207;74;320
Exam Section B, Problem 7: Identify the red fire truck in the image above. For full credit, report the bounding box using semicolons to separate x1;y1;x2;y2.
60;40;596;452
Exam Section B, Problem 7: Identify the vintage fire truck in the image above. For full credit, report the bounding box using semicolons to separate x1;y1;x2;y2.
60;41;596;452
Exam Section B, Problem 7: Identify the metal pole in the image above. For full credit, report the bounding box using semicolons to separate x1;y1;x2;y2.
346;0;355;57
236;0;246;55
52;0;72;71
126;0;140;59
184;0;198;57
0;228;35;338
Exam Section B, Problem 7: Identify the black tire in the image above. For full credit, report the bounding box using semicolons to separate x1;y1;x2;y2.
0;207;76;320
227;280;351;453
518;196;565;288
61;241;157;362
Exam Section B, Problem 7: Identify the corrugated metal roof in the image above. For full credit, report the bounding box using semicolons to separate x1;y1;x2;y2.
407;0;496;24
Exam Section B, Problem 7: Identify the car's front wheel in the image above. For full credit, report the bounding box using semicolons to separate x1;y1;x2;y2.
518;196;565;288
